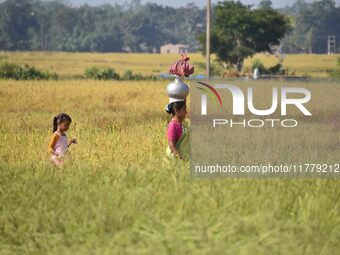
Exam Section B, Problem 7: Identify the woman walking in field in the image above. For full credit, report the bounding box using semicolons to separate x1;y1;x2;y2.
48;113;77;167
165;54;194;160
166;100;190;160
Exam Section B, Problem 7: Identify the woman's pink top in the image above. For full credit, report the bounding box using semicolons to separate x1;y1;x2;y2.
167;120;182;143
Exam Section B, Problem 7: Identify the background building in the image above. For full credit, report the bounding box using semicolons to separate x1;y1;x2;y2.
160;44;189;54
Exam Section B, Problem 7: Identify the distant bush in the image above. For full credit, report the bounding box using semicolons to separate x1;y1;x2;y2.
251;59;284;75
122;70;157;81
251;59;267;74
85;67;157;81
329;57;340;78
85;67;120;80
267;64;283;75
0;62;58;80
122;70;134;80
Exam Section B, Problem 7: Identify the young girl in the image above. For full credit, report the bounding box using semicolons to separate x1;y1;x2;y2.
166;100;190;160
48;113;77;167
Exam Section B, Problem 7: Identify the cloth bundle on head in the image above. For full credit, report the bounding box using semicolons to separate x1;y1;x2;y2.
168;54;194;77
166;54;194;113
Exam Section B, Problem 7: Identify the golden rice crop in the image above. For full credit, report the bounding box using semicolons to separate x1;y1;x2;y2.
0;78;339;254
1;51;339;78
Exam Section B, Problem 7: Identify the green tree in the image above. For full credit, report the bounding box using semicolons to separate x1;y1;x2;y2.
200;1;291;71
0;0;38;50
258;0;273;9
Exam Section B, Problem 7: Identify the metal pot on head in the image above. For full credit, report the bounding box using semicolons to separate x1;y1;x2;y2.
166;76;189;102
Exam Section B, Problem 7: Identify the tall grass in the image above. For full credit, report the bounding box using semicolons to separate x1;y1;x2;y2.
0;80;339;254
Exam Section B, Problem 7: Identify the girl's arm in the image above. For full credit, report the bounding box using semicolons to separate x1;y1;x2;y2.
68;138;77;147
48;133;59;155
168;140;182;159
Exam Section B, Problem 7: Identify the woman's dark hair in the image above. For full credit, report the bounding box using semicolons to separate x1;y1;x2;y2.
53;113;72;132
166;100;186;115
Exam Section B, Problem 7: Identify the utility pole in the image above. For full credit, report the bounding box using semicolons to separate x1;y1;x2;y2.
41;23;44;50
206;0;211;80
328;35;336;55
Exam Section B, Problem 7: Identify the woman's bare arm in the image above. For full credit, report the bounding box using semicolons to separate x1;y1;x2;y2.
168;140;182;159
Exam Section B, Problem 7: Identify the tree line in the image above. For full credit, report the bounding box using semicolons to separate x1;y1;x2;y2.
0;0;205;52
279;0;340;54
0;0;339;54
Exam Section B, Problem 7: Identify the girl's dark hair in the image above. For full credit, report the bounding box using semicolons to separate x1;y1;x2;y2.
166;100;186;115
53;113;72;132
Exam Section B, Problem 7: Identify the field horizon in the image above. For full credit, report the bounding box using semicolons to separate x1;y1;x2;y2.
1;51;340;78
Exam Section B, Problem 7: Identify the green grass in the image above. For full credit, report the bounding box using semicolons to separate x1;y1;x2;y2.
0;80;339;254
